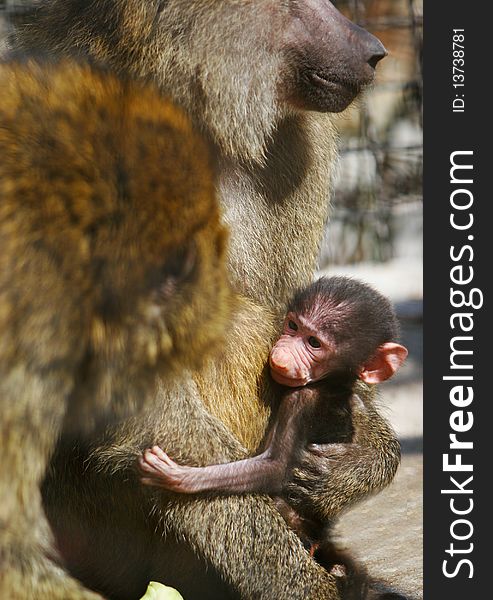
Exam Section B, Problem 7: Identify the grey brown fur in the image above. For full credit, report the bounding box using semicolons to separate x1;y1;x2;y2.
11;2;400;599
0;58;231;599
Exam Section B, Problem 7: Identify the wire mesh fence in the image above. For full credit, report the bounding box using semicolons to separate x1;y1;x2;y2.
320;0;423;266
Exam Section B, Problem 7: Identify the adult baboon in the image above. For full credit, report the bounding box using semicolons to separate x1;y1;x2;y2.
0;58;231;599
12;2;399;599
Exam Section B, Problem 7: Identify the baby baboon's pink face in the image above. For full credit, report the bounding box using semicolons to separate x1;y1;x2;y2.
269;312;333;387
269;310;408;388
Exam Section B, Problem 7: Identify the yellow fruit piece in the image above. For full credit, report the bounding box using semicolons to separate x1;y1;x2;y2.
139;581;184;600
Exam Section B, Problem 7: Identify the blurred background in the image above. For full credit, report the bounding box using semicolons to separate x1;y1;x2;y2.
316;3;423;598
1;1;423;597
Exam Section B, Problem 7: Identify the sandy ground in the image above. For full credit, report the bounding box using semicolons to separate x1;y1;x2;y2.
320;259;423;599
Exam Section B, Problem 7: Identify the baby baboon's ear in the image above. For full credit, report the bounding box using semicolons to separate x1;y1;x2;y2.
359;343;408;384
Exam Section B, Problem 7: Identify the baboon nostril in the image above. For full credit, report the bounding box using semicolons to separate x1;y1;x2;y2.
367;42;388;69
368;51;387;68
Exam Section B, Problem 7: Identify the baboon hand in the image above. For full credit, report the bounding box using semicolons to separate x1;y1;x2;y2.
139;446;198;493
281;444;355;508
285;442;354;490
307;443;350;459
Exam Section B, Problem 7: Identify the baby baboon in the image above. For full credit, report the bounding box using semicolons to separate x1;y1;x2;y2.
10;2;401;599
140;276;407;559
0;57;231;599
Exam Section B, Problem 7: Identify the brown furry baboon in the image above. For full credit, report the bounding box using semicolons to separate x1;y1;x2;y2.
11;2;400;599
0;58;231;599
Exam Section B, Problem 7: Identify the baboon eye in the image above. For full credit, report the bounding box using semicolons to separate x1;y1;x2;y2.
308;337;321;348
288;320;298;331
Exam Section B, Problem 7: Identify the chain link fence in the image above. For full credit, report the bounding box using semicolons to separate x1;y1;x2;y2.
321;0;423;265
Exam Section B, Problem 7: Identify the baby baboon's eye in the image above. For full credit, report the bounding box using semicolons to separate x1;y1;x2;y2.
308;336;321;348
288;320;298;331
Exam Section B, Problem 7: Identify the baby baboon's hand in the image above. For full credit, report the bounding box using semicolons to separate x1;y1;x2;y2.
139;446;198;493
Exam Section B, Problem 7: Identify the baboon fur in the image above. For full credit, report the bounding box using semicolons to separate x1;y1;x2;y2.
10;2;401;599
0;58;231;599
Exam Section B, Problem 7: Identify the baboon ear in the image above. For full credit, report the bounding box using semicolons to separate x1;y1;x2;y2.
359;343;408;384
147;242;198;303
161;243;197;291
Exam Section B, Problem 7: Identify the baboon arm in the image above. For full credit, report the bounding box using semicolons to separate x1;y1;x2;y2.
90;378;341;599
284;392;401;520
154;429;341;598
162;492;341;600
0;367;69;534
140;448;286;494
139;390;310;495
0;368;104;600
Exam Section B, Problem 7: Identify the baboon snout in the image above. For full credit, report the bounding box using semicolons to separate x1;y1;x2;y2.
270;348;292;373
287;0;387;112
270;347;309;381
352;25;388;70
365;36;388;69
